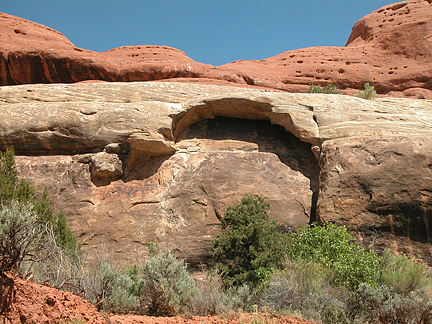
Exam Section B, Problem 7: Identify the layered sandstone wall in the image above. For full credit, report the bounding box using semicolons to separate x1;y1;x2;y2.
1;82;431;264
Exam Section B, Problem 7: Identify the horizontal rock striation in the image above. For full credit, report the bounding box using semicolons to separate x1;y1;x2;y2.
0;81;431;264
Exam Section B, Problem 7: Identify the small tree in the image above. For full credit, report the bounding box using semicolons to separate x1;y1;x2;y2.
0;148;80;254
0;149;18;205
212;196;289;287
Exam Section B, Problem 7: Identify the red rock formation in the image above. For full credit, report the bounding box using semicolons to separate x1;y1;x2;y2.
1;0;432;98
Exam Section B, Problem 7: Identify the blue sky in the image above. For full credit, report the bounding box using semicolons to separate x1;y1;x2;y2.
2;0;397;66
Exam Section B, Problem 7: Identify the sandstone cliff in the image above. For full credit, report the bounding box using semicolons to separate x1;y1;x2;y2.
1;0;432;98
1;0;432;265
1;81;431;265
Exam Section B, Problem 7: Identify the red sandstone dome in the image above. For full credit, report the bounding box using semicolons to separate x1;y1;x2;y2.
0;0;432;98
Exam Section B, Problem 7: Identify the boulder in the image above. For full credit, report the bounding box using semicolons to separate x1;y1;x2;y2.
90;152;122;182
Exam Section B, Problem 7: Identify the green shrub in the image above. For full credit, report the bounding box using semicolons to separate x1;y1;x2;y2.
380;250;430;295
106;273;140;314
83;261;119;311
140;249;196;316
212;196;289;287
307;83;341;94
0;203;44;273
0;149;18;205
82;261;141;314
260;259;350;323
356;83;376;100
0;148;80;254
307;83;324;93
192;272;228;315
352;283;432;324
192;271;253;315
56;211;81;253
288;222;381;290
322;84;340;94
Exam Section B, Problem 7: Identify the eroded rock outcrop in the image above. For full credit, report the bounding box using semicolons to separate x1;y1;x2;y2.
1;0;432;98
1;81;431;265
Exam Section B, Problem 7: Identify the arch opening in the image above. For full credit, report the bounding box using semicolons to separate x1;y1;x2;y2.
176;116;319;225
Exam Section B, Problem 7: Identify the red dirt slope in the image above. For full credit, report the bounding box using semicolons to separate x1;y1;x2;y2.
0;273;317;324
0;274;107;324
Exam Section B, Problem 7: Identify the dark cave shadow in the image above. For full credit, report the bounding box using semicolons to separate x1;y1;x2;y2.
176;117;320;223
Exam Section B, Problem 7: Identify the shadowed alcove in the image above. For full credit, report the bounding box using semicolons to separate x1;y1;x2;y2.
175;116;319;224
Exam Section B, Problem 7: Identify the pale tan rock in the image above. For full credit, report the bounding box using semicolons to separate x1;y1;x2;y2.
4;81;432;265
128;131;176;156
2;82;432;155
90;152;122;181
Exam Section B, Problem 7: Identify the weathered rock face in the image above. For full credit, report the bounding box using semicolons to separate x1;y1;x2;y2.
1;0;432;98
1;81;432;265
318;136;432;263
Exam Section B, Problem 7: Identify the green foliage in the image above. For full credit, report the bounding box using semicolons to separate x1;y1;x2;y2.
352;283;432;324
356;83;376;100
82;261;141;314
307;83;341;94
260;259;350;323
0;203;44;273
380;250;430;295
140;249;196;316
0;149;18;205
125;264;143;297
307;83;324;93
84;261;134;312
33;187;55;224
15;179;36;203
56;211;81;253
106;273;140;314
212;196;289;287
192;271;253;315
288;222;381;290
0;148;80;254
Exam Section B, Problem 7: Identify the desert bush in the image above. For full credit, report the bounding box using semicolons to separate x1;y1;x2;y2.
380;250;430;295
288;222;381;290
0;202;45;274
307;83;341;94
0;148;80;254
356;83;376;100
0;148;82;288
105;273;140;314
192;272;253;315
351;283;432;324
83;261;140;313
140;249;196;316
0;199;82;292
307;83;324;93
260;259;350;323
192;272;228;315
212;196;289;287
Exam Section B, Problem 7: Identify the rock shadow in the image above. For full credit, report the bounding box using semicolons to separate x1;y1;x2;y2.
176;116;320;222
